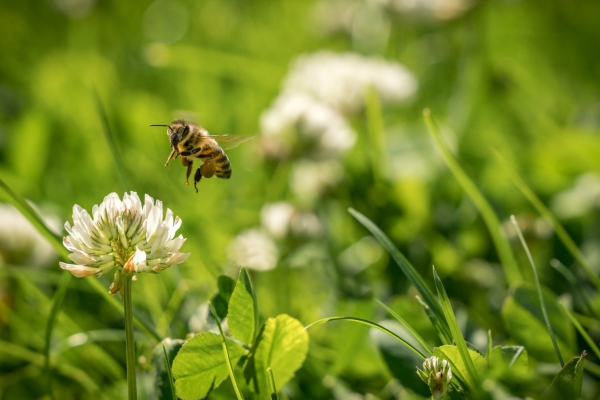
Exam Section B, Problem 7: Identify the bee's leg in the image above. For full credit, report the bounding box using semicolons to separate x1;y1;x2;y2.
182;158;193;185
165;149;177;166
194;168;202;193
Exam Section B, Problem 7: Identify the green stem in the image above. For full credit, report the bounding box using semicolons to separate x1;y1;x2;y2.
123;276;137;400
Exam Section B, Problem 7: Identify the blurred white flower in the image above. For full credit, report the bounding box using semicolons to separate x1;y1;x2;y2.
283;51;417;114
0;203;59;267
60;192;189;294
227;228;278;271
290;159;344;203
261;202;324;240
551;173;600;219
373;0;473;20
260;92;356;160
260;202;295;239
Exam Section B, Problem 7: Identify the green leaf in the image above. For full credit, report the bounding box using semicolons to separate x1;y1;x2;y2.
152;338;184;400
488;346;530;382
348;208;451;341
434;345;487;391
210;275;236;322
423;110;522;285
501;285;575;362
540;353;586;400
228;268;259;344
490;346;528;370
433;268;480;391
252;314;309;398
172;332;247;400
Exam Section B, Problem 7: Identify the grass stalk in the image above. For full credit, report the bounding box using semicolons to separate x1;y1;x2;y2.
209;302;245;400
123;275;137;400
162;343;177;400
432;267;480;391
493;149;600;289
348;208;451;340
558;303;600;360
305;316;427;360
510;216;564;366
423;110;522;285
365;85;389;182
267;367;278;400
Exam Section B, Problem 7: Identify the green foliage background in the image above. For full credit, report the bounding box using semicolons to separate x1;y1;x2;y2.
1;0;600;399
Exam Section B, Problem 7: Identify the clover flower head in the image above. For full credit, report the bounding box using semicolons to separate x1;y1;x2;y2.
416;356;452;398
59;192;190;294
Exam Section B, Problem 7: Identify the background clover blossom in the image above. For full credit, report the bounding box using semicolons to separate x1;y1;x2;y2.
59;192;190;293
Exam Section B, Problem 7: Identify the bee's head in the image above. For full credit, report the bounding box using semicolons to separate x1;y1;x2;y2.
151;120;190;148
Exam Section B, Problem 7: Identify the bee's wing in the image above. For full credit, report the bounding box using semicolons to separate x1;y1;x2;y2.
200;135;255;150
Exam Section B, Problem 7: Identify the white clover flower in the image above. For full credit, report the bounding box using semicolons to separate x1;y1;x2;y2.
416;356;452;398
259;91;356;160
283;51;417;114
261;202;324;240
0;203;60;267
59;192;190;294
289;159;344;203
227;228;278;272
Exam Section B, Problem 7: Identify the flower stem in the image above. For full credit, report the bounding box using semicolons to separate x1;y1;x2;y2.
123;275;137;400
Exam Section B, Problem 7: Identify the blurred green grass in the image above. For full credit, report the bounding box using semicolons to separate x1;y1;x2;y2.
1;0;600;399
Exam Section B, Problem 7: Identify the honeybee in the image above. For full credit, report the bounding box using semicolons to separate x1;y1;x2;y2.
151;120;253;192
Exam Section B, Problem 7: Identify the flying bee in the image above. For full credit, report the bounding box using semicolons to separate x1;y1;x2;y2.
150;120;253;192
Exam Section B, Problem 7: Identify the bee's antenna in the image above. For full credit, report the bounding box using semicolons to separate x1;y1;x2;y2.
149;124;169;127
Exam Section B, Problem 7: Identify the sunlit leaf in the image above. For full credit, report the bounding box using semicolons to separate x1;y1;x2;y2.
251;314;308;398
172;332;247;400
434;345;487;391
228;268;259;344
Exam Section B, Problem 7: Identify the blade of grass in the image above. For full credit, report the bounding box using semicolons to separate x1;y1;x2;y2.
510;216;564;366
305;316;426;360
558;303;600;361
493;149;600;289
433;267;480;391
162;343;177;400
365;85;389;182
415;295;452;345
208;302;245;400
348;207;451;341
551;259;599;318
423;110;522;285
93;90;129;191
373;298;433;355
266;367;278;400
